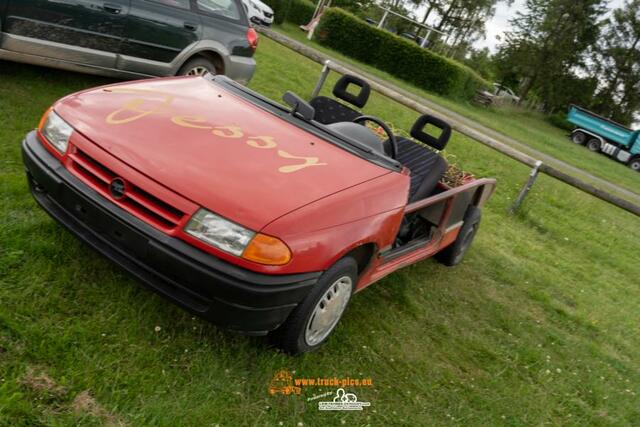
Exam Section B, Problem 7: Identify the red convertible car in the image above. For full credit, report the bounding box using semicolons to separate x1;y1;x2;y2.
22;73;495;354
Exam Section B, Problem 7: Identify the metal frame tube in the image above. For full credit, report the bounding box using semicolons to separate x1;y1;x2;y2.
311;60;332;98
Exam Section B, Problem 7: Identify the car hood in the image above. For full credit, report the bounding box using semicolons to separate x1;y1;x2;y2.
55;77;390;231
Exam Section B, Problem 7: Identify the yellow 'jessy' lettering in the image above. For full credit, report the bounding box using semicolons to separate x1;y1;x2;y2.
212;126;244;138
171;115;212;129
105;90;328;173
105;88;174;125
277;150;327;173
247;136;278;149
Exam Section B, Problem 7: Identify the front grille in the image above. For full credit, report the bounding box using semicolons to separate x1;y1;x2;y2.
68;147;185;231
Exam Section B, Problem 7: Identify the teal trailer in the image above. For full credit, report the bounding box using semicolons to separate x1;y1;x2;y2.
567;105;640;172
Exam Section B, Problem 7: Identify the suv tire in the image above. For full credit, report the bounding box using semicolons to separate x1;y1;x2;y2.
178;57;218;76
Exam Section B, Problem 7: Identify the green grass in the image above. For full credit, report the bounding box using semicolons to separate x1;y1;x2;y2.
1;37;639;426
275;23;640;196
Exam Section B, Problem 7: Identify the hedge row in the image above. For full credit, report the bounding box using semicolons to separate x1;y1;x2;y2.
315;9;490;100
548;113;574;132
261;0;315;26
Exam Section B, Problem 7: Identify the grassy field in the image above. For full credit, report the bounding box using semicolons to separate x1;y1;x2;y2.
1;36;639;426
275;23;640;196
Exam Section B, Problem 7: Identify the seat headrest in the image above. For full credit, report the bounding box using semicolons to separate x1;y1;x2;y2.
410;114;452;151
332;75;371;108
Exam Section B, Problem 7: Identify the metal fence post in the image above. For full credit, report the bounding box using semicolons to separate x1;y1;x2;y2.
311;60;331;98
420;30;431;48
511;160;543;213
377;10;389;29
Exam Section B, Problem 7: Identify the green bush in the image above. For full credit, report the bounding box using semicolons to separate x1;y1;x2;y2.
548;113;574;132
315;8;490;99
261;0;315;26
286;0;315;25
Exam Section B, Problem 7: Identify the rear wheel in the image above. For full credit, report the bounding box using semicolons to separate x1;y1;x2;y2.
571;131;586;145
586;138;601;152
435;206;481;267
177;57;217;77
269;257;357;354
629;158;640;172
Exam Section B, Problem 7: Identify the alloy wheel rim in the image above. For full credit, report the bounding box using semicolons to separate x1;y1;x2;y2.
304;276;352;346
186;66;210;76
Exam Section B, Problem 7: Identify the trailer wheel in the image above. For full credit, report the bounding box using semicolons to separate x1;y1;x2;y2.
269;257;357;354
586;138;601;152
629;158;640;172
571;131;586;145
435;206;481;267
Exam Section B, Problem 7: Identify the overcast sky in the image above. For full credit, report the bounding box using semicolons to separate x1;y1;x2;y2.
476;0;627;51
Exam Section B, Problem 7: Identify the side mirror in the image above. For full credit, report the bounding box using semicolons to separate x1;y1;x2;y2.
283;91;315;121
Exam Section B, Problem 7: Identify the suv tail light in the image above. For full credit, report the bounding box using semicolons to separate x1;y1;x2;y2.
247;28;258;52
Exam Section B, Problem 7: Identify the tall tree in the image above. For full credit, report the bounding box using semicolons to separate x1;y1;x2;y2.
498;0;606;105
590;0;640;124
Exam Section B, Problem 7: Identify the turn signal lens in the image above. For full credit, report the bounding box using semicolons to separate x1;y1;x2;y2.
242;233;291;265
38;107;53;131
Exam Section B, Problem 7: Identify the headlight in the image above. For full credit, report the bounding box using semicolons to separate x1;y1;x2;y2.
39;110;73;154
184;208;292;265
185;209;255;256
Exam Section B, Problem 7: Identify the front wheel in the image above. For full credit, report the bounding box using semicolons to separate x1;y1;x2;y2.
270;257;357;354
629;158;640;172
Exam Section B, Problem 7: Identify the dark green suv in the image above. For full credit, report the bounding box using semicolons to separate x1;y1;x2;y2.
0;0;257;83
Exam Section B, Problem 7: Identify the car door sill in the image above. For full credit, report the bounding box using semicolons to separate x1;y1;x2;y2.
0;48;155;80
379;237;431;263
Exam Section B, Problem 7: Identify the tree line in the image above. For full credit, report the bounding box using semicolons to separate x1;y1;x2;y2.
494;0;639;125
341;0;638;126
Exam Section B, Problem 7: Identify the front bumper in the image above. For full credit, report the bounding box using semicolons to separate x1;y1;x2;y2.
252;15;273;26
21;131;320;335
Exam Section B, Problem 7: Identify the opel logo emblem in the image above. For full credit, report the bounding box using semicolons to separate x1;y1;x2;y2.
109;177;126;200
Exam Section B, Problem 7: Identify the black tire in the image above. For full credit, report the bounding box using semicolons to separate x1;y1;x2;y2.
435;206;481;267
269;257;357;355
571;131;586;145
177;57;217;77
586;138;601;152
629;158;640;172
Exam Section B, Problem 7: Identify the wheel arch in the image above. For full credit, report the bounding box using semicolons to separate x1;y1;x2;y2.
175;48;227;75
341;243;377;277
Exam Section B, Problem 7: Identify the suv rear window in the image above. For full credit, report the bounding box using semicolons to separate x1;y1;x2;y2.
197;0;241;20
